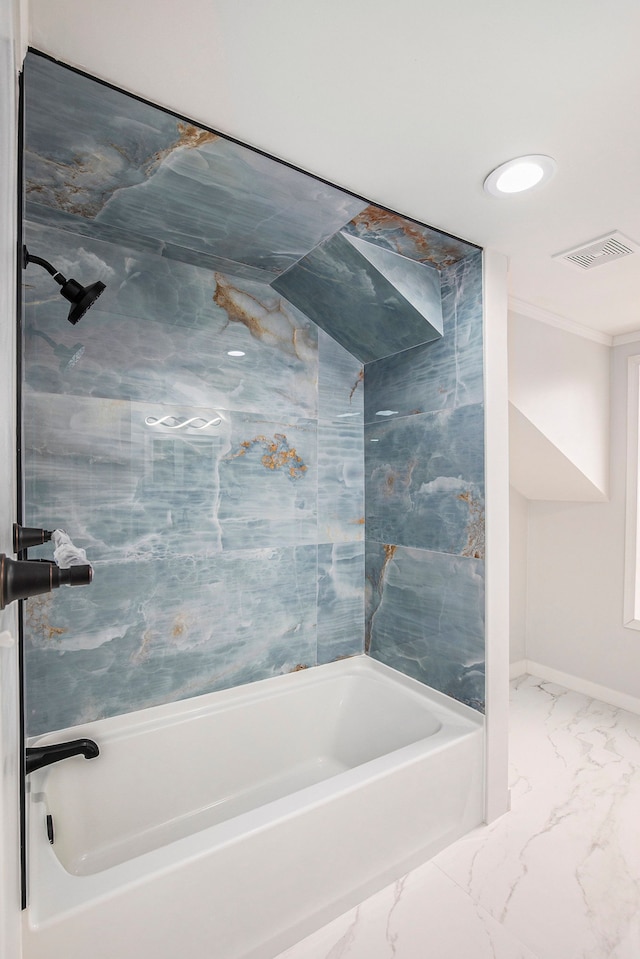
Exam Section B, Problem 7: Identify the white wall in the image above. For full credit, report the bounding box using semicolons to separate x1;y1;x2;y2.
509;485;528;666
525;337;640;705
483;250;510;823
508;312;640;705
509;311;610;500
1;2;26;957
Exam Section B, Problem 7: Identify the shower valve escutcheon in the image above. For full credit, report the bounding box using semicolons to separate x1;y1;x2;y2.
13;523;54;553
0;554;93;609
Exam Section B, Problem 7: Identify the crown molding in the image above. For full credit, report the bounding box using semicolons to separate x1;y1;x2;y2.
613;330;640;347
508;297;613;346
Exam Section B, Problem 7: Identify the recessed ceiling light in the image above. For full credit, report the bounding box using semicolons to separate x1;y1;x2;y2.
227;350;246;357
483;155;557;197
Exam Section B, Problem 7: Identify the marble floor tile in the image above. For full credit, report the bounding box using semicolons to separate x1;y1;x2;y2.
435;677;640;959
275;674;640;959
277;861;537;959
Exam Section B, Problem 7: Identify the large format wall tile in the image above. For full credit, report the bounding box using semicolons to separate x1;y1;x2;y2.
25;545;318;734
365;404;485;558
362;246;485;712
366;543;485;711
217;410;317;550
23;392;319;559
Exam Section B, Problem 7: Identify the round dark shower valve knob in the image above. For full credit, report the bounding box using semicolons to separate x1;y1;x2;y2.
13;523;54;552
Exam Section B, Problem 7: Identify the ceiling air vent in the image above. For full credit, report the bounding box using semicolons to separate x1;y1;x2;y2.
553;231;640;271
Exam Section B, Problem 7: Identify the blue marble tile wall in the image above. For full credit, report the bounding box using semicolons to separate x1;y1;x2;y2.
22;219;366;734
21;51;483;733
364;252;486;711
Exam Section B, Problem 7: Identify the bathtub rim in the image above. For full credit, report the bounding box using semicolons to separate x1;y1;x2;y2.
26;653;483;748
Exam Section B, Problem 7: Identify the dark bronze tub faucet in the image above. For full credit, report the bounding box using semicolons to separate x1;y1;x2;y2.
25;739;100;775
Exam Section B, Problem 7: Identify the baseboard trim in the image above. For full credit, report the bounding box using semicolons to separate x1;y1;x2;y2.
511;659;640;716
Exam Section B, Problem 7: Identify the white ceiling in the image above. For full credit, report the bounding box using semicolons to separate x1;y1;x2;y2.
28;0;640;340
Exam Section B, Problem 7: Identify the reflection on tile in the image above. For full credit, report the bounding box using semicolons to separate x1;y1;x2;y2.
365;404;485;557
366;543;485;711
272;232;442;363
317;542;364;664
25;545;318;734
364;252;484;421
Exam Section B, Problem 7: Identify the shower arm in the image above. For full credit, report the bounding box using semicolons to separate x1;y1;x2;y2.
22;247;66;286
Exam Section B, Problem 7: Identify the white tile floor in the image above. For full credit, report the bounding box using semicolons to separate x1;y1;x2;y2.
276;675;640;959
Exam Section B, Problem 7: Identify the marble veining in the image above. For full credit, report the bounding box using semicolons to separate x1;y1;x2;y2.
344;204;479;269
225;433;308;480
23;222;320;419
24;55;367;276
96;139;367;276
434;677;640;958
275;676;640;959
24;55;182;220
365;403;485;557
365;543;485;711
24;545;319;734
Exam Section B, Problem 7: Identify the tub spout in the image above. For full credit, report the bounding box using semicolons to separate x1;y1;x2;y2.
26;738;100;775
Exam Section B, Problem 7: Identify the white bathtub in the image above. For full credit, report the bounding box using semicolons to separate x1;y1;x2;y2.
23;655;484;959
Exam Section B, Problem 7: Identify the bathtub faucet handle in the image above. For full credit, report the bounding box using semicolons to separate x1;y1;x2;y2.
25;738;100;775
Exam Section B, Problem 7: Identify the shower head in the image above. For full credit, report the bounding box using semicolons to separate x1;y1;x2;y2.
23;245;106;324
